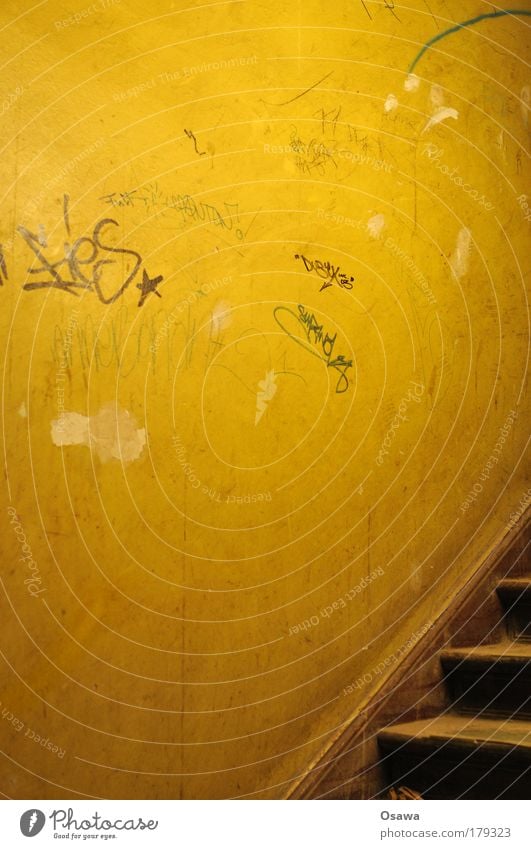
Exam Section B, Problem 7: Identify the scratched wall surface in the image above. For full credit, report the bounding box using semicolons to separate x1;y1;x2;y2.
0;0;529;799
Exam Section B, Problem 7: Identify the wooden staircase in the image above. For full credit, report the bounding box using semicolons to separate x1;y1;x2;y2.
378;556;531;798
288;511;531;800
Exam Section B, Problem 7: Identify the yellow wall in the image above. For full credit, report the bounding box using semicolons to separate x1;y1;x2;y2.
0;0;529;798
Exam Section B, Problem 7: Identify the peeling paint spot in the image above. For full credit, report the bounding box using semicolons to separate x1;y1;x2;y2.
18;402;27;418
210;301;231;334
255;370;277;425
367;213;385;239
496;129;507;161
384;93;398;113
51;404;146;463
429;84;445;108
449;227;472;280
404;74;420;92
422;106;459;133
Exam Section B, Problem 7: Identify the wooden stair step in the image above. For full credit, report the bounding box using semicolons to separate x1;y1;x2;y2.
441;643;531;717
498;579;531;598
378;715;531;799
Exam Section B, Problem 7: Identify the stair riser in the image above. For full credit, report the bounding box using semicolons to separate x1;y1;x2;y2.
442;662;531;718
506;613;531;642
379;744;531;800
496;589;531;641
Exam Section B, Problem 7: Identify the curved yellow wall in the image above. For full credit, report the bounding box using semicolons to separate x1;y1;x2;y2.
0;0;529;798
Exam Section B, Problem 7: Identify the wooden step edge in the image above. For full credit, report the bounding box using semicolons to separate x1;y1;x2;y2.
497;579;531;594
378;717;531;751
441;646;531;665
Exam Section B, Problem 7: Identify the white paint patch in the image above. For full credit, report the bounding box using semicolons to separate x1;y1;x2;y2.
422;106;459;134
384;93;398;113
496;129;506;160
404;74;420;92
18;402;27;418
521;85;530;127
449;227;472;280
429;84;445;108
367;214;385;239
255;370;277;425
210;301;231;334
51;404;146;463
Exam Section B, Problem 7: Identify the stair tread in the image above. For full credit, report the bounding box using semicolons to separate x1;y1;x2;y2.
497;579;531;591
442;643;531;662
379;715;531;749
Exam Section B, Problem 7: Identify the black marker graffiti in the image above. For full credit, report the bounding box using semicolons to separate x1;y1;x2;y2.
17;194;163;307
99;191;138;207
0;244;8;284
273;304;353;393
360;0;372;19
261;71;333;107
314;105;342;136
384;0;401;23
184;128;206;156
137;268;163;307
294;253;354;291
101;182;244;240
289;127;337;176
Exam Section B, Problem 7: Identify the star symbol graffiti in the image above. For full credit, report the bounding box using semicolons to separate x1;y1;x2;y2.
137;268;163;307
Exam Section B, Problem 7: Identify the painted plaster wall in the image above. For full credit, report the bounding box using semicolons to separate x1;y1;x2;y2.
0;1;529;798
